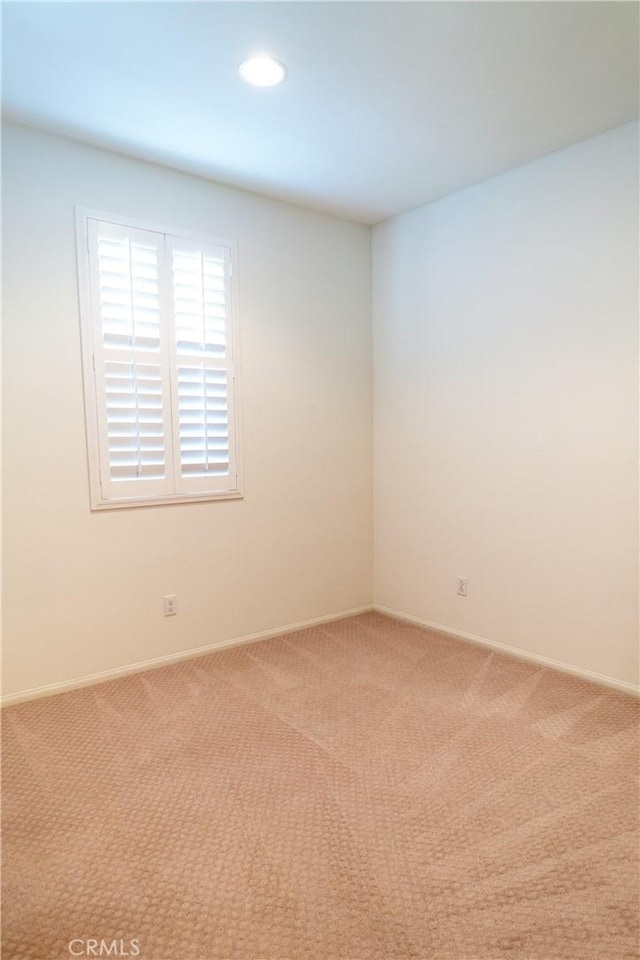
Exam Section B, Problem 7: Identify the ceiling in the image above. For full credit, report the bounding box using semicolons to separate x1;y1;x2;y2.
2;2;638;225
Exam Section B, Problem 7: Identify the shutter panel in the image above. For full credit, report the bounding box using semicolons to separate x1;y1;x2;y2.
172;247;227;358
104;360;166;480
88;219;174;501
167;236;238;494
96;231;161;351
176;365;230;478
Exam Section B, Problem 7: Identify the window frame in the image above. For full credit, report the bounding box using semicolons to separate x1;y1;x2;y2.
75;207;243;510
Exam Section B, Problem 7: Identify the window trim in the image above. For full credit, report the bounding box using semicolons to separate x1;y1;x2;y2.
75;206;243;510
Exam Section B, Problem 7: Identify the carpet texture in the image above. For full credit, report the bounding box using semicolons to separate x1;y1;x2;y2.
2;612;639;960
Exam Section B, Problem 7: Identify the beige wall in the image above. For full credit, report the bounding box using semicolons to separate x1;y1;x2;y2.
2;123;373;698
373;121;639;687
4;120;638;700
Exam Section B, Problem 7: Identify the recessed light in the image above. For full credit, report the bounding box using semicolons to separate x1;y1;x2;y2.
239;56;286;87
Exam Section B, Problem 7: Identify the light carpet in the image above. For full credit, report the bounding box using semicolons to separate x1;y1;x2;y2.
2;612;639;960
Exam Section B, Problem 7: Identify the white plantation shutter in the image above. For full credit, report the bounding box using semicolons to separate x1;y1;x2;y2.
80;212;240;508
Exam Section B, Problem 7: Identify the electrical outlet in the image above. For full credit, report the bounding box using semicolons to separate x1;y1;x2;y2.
456;577;468;598
163;594;177;617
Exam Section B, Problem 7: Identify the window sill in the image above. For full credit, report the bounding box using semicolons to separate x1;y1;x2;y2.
90;489;244;511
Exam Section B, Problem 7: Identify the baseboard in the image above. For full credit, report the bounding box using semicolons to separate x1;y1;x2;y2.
6;602;637;706
374;604;640;697
1;604;374;707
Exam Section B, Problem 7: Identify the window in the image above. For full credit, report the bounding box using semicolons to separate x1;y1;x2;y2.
76;209;241;509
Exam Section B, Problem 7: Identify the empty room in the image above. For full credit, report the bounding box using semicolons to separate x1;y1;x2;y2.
2;2;639;959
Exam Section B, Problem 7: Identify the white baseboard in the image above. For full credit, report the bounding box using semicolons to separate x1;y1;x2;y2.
1;605;374;707
374;604;640;697
5;602;637;706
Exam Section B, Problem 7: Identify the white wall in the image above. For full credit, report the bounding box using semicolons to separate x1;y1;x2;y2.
373;121;639;688
2;123;372;698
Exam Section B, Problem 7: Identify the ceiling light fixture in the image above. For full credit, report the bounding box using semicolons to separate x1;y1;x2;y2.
239;56;286;87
